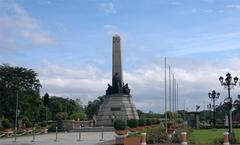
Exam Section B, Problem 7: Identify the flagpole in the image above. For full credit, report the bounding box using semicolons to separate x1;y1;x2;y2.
169;66;171;112
172;74;175;112
177;83;179;111
164;56;167;133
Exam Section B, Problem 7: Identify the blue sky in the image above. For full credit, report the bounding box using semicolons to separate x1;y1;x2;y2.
1;0;240;113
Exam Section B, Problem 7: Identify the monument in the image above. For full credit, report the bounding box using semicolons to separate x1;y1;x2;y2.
96;34;139;126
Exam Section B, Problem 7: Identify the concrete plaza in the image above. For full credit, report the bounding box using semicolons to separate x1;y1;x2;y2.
0;132;115;145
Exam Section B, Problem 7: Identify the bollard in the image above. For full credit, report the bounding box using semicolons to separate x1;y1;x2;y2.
180;132;187;145
99;126;104;141
140;133;147;145
54;127;58;142
223;132;230;145
32;127;35;142
77;126;81;141
13;128;17;142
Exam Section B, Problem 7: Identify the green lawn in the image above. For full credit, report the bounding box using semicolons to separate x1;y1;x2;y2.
189;128;240;144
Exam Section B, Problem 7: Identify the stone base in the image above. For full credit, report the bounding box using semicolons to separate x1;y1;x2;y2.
181;142;188;145
96;94;139;126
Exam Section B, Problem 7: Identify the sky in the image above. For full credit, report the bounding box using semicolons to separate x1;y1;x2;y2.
1;0;240;113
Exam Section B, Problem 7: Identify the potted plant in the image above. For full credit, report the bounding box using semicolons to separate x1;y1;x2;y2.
114;119;127;145
2;118;13;137
114;119;127;135
2;118;11;131
127;119;138;132
124;132;142;145
40;121;48;133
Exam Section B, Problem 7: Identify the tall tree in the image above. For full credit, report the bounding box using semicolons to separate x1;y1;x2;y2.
0;64;41;120
85;96;103;119
43;93;50;107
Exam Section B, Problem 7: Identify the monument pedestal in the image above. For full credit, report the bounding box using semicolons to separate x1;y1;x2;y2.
96;94;139;126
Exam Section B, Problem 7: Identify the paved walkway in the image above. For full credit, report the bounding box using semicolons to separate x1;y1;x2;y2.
0;132;115;145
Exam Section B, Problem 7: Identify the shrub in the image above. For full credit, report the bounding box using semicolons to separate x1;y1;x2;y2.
146;126;165;144
114;119;126;130
40;121;47;127
146;119;152;125
2;118;11;129
25;121;32;128
48;122;64;132
127;132;142;138
233;123;240;128
127;119;138;128
22;116;29;122
175;117;184;124
138;118;146;126
151;118;159;124
55;112;68;121
199;123;212;129
229;132;240;144
167;121;173;128
70;112;86;121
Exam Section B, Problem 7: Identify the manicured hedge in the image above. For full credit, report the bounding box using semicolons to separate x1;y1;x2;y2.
2;118;11;129
138;119;146;126
127;119;138;128
114;119;126;130
146;118;152;125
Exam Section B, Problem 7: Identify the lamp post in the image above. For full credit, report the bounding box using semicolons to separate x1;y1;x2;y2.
13;90;19;142
219;73;238;133
207;103;213;126
208;90;220;128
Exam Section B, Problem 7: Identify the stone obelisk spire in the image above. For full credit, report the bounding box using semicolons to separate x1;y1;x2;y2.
96;34;139;126
112;34;123;85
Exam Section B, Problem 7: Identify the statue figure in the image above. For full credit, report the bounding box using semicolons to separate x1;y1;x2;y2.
106;73;131;95
123;83;130;94
106;83;112;95
112;73;122;93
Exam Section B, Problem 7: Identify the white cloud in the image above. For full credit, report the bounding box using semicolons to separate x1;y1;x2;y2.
170;1;182;5
227;4;240;9
38;57;240;113
39;62;110;104
168;32;240;55
104;24;117;29
0;1;55;52
38;0;52;5
103;24;119;36
99;2;116;14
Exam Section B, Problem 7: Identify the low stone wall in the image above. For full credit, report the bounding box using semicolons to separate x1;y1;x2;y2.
71;127;114;132
62;120;94;131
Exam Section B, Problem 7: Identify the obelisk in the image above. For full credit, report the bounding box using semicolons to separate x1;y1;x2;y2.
96;34;139;126
112;34;123;84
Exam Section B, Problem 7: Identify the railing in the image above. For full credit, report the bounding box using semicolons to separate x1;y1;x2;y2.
0;127;110;143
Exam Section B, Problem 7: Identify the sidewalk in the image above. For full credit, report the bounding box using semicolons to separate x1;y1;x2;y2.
0;132;115;145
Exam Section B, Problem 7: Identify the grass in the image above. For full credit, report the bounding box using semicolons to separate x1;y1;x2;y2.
190;128;240;144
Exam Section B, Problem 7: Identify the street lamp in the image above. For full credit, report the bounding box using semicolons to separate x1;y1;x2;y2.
207;104;213;126
219;72;238;133
208;90;220;128
13;90;19;142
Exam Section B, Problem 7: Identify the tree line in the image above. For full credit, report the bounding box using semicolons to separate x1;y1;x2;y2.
0;64;97;126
